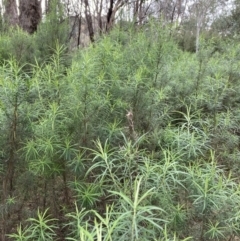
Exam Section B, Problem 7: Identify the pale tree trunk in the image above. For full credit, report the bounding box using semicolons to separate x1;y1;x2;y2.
93;0;104;33
133;0;144;25
196;16;201;53
191;0;224;52
195;2;201;53
19;0;42;33
4;0;19;26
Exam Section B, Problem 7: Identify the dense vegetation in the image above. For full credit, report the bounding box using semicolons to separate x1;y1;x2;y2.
1;14;240;241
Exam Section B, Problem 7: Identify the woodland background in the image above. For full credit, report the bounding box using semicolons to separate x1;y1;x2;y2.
1;0;240;240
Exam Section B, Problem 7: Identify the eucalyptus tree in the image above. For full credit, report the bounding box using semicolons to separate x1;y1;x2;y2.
84;0;95;42
3;0;19;26
180;0;230;52
19;0;42;34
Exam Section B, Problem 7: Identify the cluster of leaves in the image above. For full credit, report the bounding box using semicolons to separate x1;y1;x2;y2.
1;21;240;240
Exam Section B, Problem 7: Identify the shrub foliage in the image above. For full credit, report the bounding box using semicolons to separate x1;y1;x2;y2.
1;21;240;240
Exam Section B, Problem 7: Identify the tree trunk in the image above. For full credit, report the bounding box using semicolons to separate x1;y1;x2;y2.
77;15;82;47
196;19;200;53
106;0;125;31
19;0;42;34
84;0;95;43
106;0;114;31
4;0;19;26
96;0;104;33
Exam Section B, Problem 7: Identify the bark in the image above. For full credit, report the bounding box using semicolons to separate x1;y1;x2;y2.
93;0;104;32
84;0;95;42
4;0;19;26
196;17;200;52
106;0;114;31
138;0;144;25
19;0;42;34
106;0;125;31
133;0;144;24
77;15;82;47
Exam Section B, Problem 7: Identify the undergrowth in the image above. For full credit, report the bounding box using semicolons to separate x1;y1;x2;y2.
1;21;240;240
